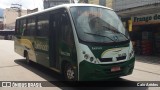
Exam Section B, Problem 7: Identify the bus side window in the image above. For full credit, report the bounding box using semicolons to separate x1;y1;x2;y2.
19;19;26;36
15;20;20;35
37;14;49;37
27;17;36;36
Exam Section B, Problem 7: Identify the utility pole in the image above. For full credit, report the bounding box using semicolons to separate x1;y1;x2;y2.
11;4;22;17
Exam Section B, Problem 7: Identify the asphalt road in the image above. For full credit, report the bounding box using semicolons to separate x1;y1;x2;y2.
0;40;159;90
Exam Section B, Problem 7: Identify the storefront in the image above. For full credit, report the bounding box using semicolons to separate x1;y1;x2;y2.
129;13;160;56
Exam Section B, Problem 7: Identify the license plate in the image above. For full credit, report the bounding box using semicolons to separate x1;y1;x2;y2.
111;66;121;72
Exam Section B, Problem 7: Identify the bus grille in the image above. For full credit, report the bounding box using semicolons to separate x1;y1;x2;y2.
99;58;112;62
99;56;126;62
116;56;126;61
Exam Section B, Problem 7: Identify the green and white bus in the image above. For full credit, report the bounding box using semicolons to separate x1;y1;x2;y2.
14;4;135;81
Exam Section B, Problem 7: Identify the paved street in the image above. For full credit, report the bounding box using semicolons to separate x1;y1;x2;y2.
0;40;159;90
0;40;61;90
123;56;160;81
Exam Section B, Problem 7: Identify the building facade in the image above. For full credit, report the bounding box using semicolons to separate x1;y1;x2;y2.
113;0;160;17
89;0;112;8
113;0;160;56
44;0;70;9
0;18;3;30
44;0;112;9
0;9;4;30
27;8;38;14
3;8;27;29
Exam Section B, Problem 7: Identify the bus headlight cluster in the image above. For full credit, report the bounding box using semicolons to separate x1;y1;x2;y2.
129;41;135;60
83;51;96;63
129;49;134;59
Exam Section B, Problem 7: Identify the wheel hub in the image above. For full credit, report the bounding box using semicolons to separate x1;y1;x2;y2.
67;68;74;80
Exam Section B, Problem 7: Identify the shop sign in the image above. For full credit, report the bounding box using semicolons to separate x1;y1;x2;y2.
132;13;160;25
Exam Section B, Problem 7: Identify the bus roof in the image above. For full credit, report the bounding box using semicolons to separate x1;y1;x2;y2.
17;4;113;20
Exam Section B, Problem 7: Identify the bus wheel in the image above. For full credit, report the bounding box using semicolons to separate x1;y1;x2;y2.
64;63;75;81
25;53;30;64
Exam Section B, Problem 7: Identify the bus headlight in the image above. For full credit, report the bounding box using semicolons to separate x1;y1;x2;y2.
90;57;94;62
83;51;97;63
129;49;134;59
84;54;89;60
129;41;135;60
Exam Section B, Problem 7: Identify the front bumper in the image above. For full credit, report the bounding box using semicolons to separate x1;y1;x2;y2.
79;57;135;81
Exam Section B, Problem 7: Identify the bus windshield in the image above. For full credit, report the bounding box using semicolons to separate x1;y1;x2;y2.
70;6;129;43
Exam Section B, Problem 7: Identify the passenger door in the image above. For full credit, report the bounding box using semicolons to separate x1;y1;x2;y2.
49;11;61;68
49;9;75;69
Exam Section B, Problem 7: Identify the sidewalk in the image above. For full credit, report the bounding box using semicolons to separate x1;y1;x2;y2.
123;55;160;81
135;55;160;75
136;55;160;65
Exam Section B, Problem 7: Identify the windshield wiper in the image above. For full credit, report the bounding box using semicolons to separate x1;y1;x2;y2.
102;26;129;40
84;32;116;43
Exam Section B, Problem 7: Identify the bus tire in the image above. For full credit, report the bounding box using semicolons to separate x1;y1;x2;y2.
25;52;30;64
64;63;75;81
